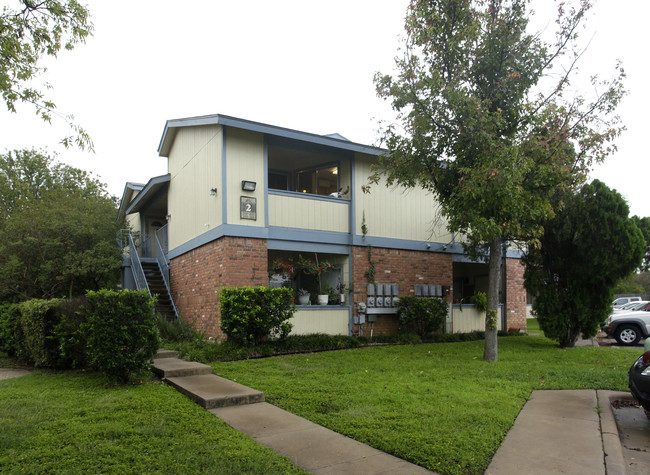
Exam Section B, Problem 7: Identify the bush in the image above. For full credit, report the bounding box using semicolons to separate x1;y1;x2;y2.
156;312;197;342
0;304;20;356
397;296;448;337
218;287;295;345
55;296;91;369
83;289;159;383
17;299;63;367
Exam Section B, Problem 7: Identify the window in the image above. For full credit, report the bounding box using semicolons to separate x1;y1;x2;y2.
267;141;350;198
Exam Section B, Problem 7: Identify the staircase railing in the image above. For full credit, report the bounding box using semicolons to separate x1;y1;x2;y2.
127;232;150;294
154;230;178;319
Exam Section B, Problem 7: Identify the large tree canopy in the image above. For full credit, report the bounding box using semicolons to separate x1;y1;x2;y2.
0;0;93;149
0;149;122;302
523;180;644;347
373;0;625;361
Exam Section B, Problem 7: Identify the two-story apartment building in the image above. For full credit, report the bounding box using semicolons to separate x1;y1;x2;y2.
119;114;527;340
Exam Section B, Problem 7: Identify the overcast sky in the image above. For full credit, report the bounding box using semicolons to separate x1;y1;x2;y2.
1;0;648;217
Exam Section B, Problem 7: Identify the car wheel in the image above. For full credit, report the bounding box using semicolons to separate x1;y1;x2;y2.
615;324;641;346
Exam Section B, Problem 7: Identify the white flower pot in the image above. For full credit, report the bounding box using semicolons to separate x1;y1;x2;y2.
317;294;329;305
297;295;310;305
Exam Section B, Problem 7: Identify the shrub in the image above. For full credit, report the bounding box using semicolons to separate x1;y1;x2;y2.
55;296;91;369
218;287;295;345
156;312;197;342
83;289;159;383
0;304;20;356
397;296;448;337
17;299;63;367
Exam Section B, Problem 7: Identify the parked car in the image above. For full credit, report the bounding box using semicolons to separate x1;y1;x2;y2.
613;301;650;313
628;351;650;420
613;296;642;308
601;302;650;346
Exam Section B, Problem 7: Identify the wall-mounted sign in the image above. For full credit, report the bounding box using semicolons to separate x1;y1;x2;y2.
240;196;257;220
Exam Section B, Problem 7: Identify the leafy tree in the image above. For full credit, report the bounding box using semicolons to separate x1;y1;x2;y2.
613;275;644;296
523;180;644;347
0;0;93;149
0;150;122;302
0;149;103;219
372;0;624;360
631;216;650;272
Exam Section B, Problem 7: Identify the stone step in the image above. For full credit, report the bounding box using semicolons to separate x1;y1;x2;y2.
165;373;265;409
152;356;213;378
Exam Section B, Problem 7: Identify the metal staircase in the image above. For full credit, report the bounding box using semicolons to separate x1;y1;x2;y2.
119;228;179;321
142;261;177;321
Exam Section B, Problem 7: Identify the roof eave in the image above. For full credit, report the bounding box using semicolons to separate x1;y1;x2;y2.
157;113;386;158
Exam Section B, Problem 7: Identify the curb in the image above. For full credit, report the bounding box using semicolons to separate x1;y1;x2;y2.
597;390;628;475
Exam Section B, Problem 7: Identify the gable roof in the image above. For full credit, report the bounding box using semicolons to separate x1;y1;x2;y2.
117;182;144;221
157;114;386;158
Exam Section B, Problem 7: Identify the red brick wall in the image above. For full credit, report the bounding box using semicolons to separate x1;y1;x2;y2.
505;258;527;332
351;246;453;336
169;236;268;340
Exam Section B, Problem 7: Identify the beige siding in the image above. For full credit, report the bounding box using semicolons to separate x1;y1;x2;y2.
226;128;265;227
355;155;452;243
289;308;349;335
126;213;141;235
452;306;503;333
167;125;223;250
268;194;349;232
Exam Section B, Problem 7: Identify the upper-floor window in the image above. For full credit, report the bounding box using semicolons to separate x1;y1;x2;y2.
267;140;350;199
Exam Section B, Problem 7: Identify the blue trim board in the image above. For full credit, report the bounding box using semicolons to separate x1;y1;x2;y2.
264;138;269;227
268;189;351;205
222;127;228;224
167;222;465;260
267;240;349;255
158;113;386;158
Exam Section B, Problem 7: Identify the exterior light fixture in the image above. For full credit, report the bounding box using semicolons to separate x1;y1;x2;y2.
210;188;217;196
241;180;256;191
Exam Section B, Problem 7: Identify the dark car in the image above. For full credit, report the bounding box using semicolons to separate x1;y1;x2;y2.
629;351;650;419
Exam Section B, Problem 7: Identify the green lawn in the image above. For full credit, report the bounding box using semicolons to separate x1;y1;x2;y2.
1;336;637;475
212;336;638;475
0;370;305;474
526;317;542;334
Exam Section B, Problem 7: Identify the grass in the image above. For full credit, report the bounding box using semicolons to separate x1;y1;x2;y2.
211;336;638;475
526;317;542;334
0;369;306;474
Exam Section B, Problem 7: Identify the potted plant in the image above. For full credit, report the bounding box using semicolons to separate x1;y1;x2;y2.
297;288;310;305
328;286;341;305
337;282;347;304
296;254;333;305
318;282;330;305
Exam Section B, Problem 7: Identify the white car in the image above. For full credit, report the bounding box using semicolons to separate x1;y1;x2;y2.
614;301;649;313
613;296;642;308
602;302;650;345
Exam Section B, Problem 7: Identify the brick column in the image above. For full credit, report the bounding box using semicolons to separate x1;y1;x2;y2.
169;236;268;340
505;258;527;332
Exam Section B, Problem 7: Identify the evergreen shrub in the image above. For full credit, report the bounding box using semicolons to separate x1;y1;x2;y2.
397;296;448;337
218;287;295;345
83;289;159;383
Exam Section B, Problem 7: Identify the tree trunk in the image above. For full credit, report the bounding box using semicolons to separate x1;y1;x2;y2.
483;236;502;362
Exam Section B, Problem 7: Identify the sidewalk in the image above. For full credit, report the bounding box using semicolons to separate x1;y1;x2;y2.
486;389;628;474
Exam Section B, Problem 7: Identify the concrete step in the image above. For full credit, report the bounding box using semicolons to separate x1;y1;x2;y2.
152;356;213;378
155;349;178;359
166;373;265;409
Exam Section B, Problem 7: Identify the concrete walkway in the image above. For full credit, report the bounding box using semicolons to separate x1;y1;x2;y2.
152;350;434;474
0;368;31;380
486;389;629;475
152;351;642;475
